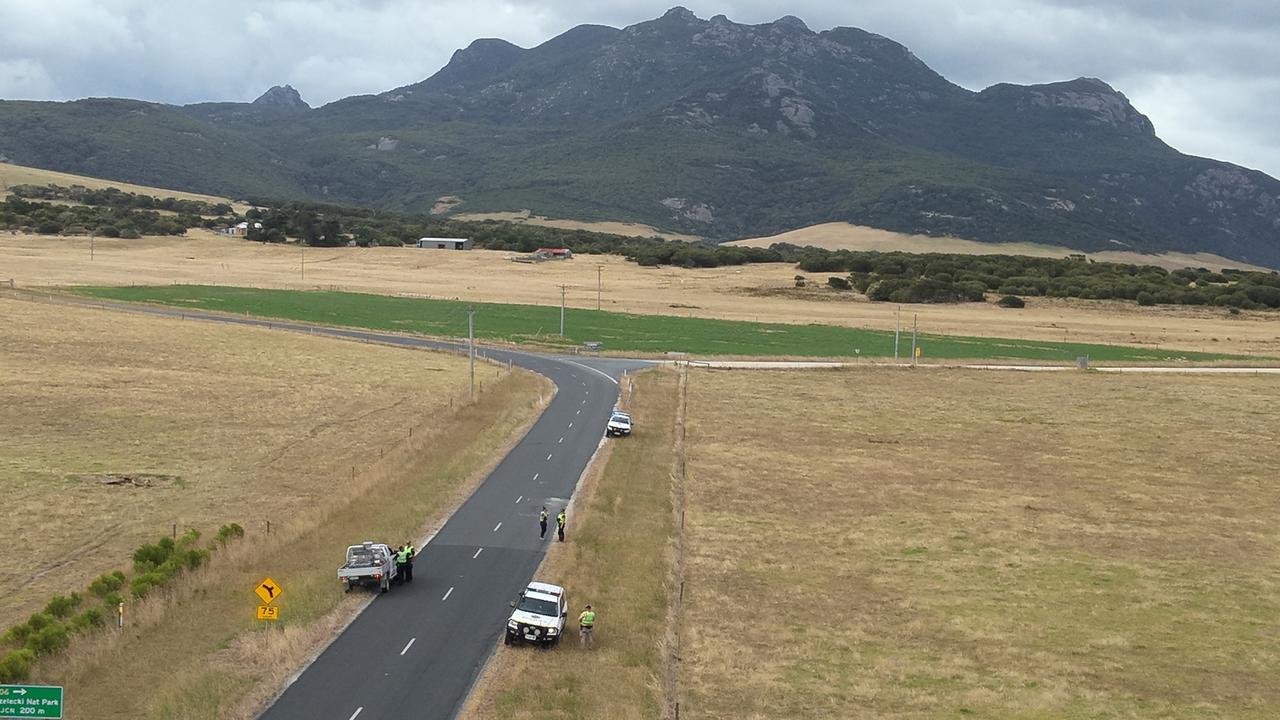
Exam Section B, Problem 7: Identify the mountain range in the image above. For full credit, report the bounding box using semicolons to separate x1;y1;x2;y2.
1;7;1278;265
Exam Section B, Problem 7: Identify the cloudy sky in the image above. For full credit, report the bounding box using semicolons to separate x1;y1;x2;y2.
1;0;1277;178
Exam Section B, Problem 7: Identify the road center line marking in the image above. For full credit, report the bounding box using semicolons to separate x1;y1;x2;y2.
516;495;523;504
473;548;483;559
576;409;581;415
400;637;416;656
533;473;540;481
558;436;564;443
493;521;503;532
348;708;364;720
442;586;454;602
546;453;553;461
569;422;574;428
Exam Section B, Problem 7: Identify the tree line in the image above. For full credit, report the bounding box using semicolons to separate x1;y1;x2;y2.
7;187;1277;310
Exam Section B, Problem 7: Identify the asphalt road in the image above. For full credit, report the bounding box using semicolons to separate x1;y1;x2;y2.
66;300;651;720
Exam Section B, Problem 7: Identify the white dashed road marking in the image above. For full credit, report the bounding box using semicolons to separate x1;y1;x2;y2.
516;495;523;504
348;708;364;720
442;587;454;602
473;548;483;559
493;522;503;532
400;638;416;656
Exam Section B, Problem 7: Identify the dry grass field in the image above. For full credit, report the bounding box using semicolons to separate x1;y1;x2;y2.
453;210;701;242
0;162;250;213
678;368;1280;719
3;232;1277;357
732;222;1271;273
460;368;679;720
0;294;511;632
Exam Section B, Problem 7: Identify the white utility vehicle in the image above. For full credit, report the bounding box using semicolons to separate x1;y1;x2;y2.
606;409;632;437
505;581;567;647
338;541;397;593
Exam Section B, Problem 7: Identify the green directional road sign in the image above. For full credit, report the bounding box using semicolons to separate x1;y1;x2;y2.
0;684;64;719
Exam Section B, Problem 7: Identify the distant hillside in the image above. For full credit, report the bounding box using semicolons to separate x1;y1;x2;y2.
1;7;1278;265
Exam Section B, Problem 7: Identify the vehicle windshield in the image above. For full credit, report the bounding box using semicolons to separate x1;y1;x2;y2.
516;597;559;617
611;415;630;424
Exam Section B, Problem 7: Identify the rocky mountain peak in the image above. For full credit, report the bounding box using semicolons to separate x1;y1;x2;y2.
979;76;1154;135
252;84;309;110
774;15;811;32
661;6;699;22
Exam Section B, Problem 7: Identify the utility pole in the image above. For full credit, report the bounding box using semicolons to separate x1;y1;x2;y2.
468;309;476;398
558;284;568;336
596;265;603;311
468;310;476;395
894;305;901;364
911;313;919;367
301;245;305;282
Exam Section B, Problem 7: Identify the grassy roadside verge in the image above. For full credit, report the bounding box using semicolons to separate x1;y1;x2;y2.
461;368;681;720
68;285;1248;362
36;369;551;720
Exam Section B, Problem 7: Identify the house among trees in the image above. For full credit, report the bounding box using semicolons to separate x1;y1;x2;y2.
534;247;573;260
416;237;472;250
219;221;262;237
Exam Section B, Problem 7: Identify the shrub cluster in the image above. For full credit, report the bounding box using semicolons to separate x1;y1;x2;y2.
0;524;242;682
10;183;232;216
0;196;214;238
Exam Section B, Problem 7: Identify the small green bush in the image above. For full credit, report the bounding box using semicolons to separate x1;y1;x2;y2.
25;613;53;633
177;528;201;548
826;276;851;291
103;592;124;607
3;622;32;646
130;572;167;599
89;572;125;598
26;624;69;656
997;295;1026;308
70;608;104;632
0;649;35;682
44;593;81;619
216;523;245;545
1136;291;1156;306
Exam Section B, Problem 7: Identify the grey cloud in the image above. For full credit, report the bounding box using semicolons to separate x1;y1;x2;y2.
0;1;1275;177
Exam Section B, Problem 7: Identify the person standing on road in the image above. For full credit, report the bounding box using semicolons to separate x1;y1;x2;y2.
557;509;567;542
578;605;596;648
539;506;549;539
394;545;408;584
403;541;415;583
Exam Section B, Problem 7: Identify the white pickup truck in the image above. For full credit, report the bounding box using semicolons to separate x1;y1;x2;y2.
338;541;397;593
504;581;567;647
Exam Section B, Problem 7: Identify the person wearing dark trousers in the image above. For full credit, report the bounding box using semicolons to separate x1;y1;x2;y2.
539;506;549;539
403;541;415;583
393;545;407;584
556;509;567;542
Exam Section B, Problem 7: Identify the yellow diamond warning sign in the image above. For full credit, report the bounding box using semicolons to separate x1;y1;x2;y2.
255;577;283;605
256;605;279;621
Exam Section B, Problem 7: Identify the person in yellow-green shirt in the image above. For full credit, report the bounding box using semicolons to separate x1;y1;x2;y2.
578;604;596;648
